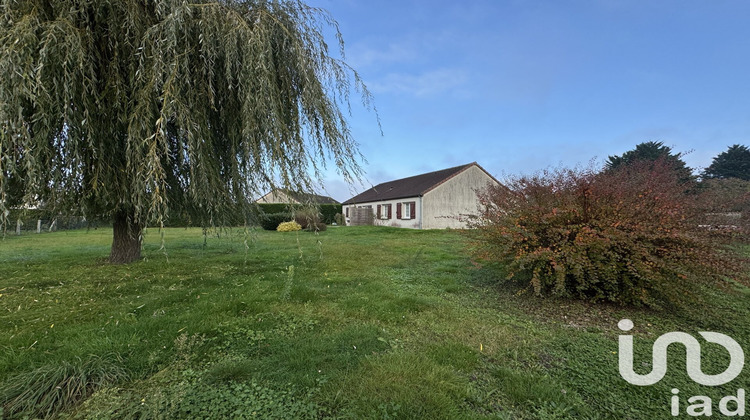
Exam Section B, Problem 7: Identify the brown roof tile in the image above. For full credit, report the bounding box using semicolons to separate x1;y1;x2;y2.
343;163;478;204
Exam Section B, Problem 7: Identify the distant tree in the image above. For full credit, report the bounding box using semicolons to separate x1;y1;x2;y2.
605;141;694;182
0;0;374;263
703;144;750;181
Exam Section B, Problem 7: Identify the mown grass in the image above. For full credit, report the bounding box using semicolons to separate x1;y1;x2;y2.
1;226;748;419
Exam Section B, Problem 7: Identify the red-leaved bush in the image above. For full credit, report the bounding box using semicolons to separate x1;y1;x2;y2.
469;159;749;307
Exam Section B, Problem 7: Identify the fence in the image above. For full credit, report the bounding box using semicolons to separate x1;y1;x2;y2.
6;216;89;235
348;207;374;226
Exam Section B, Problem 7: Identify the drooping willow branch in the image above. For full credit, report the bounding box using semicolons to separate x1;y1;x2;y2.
0;0;376;232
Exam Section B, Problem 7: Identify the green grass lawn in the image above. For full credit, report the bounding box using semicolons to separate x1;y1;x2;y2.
1;226;749;419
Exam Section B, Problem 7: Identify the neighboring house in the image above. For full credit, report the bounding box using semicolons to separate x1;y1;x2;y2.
255;188;339;205
342;162;500;229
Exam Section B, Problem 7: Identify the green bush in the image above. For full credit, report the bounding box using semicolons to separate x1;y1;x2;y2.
259;203;340;224
176;203;341;228
260;212;292;231
318;204;341;224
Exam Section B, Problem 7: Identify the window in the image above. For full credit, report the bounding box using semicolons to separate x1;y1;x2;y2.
377;205;392;219
396;201;416;220
380;204;391;219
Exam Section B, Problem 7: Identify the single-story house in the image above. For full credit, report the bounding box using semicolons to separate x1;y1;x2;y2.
342;162;500;229
256;188;339;205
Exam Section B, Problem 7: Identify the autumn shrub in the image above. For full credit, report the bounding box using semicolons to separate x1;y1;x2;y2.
700;177;750;214
277;221;302;232
469;159;749;307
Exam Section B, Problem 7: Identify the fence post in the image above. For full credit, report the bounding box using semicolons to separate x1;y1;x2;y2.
36;219;41;234
16;219;22;235
49;219;57;232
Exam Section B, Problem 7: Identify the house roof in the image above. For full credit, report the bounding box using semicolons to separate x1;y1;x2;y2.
343;162;490;204
258;189;339;204
285;190;340;204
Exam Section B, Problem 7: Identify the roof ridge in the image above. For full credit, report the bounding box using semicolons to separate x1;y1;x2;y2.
259;188;340;204
370;162;474;189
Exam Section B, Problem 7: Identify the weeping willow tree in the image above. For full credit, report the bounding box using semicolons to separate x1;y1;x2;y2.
0;0;373;263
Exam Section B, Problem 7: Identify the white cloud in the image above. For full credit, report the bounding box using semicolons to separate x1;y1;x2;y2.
368;68;469;97
347;41;416;69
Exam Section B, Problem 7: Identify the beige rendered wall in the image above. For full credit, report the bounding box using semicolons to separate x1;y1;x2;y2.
342;198;422;229
422;165;498;229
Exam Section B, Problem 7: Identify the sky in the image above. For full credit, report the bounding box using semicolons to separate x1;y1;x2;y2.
308;0;750;202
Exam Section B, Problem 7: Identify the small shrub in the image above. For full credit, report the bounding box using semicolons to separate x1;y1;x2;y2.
334;213;344;226
260;212;292;230
277;221;302;232
469;159;749;307
294;208;321;229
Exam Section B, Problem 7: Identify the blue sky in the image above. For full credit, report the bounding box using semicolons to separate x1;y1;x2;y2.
310;0;750;202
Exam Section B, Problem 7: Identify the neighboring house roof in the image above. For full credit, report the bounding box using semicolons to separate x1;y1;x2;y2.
343;162;495;204
257;188;340;204
285;190;340;204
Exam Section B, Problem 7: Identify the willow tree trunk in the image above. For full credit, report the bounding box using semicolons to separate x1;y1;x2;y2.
110;211;142;264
